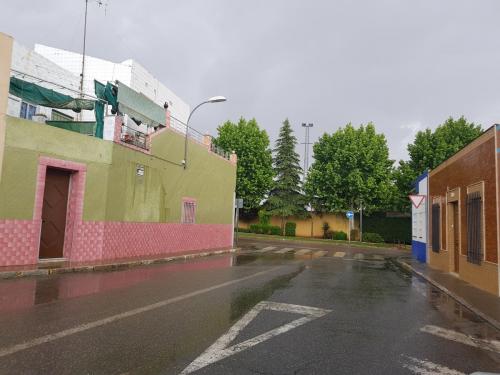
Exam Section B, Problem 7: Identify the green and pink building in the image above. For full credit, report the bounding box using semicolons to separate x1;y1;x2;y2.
0;32;237;267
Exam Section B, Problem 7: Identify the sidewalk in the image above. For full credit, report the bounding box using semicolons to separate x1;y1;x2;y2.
397;257;500;331
0;248;236;280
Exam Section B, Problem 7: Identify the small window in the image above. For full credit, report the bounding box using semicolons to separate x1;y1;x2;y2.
466;191;483;264
182;200;196;224
20;102;36;120
431;202;441;252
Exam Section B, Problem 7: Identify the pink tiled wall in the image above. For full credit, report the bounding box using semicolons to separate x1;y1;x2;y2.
0;220;39;266
0;219;233;266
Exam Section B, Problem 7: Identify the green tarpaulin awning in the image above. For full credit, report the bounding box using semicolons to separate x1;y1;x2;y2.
9;77;95;112
116;81;165;127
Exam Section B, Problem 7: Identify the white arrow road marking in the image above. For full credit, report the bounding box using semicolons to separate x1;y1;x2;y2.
275;247;294;254
334;251;346;258
420;325;500;354
402;355;465;375
180;301;331;374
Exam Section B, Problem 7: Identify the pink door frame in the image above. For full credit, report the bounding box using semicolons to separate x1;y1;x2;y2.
34;156;87;260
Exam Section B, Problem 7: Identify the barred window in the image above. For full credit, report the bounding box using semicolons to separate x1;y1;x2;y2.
466;191;482;264
431;202;441;252
182;200;196;224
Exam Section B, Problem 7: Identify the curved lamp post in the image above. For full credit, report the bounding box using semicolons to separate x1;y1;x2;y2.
183;96;226;169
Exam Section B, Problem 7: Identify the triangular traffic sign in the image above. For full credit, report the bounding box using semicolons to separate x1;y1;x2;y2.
180;301;332;374
409;195;425;209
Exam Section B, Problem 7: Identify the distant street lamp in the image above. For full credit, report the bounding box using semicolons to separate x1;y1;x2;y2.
183;96;227;169
301;123;313;178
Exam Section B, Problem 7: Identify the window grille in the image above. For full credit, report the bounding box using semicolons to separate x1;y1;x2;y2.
432;203;440;252
182;201;196;224
466;191;482;264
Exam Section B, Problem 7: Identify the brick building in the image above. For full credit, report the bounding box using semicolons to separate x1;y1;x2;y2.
428;125;500;295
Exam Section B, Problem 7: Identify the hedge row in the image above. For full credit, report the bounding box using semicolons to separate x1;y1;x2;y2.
362;213;411;244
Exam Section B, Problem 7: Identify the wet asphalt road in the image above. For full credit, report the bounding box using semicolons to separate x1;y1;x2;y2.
0;237;499;374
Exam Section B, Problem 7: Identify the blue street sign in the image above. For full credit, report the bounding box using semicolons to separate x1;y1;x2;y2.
346;211;354;219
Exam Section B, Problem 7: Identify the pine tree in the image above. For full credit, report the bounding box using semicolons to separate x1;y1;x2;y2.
267;119;305;230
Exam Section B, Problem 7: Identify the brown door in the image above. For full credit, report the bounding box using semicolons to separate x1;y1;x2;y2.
453;203;460;272
39;168;71;259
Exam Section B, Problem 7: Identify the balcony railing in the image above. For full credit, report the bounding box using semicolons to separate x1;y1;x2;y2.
169;115;230;160
120;125;148;150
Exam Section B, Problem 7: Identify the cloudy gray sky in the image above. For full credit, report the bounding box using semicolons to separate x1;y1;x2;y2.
2;0;500;163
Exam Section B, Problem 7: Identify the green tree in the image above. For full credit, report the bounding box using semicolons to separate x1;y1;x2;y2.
393;116;482;211
408;116;482;172
214;117;273;213
266;119;305;228
304;123;393;213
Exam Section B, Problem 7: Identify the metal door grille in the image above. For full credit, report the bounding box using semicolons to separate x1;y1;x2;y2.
466;191;482;264
431;203;440;252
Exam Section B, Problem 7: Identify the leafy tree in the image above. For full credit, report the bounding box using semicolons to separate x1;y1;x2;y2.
266;119;305;228
407;116;482;172
213;118;273;213
304;123;393;213
394;116;482;211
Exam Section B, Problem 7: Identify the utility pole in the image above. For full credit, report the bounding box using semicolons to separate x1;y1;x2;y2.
301;123;313;179
359;200;363;242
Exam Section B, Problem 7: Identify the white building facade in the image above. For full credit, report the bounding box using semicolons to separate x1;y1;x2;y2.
34;45;190;124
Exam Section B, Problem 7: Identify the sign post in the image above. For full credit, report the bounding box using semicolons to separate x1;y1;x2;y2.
235;198;244;246
346;210;354;243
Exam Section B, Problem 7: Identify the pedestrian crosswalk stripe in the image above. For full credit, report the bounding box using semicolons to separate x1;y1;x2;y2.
275;247;294;254
256;246;276;253
313;251;327;257
295;249;311;255
334;252;346;258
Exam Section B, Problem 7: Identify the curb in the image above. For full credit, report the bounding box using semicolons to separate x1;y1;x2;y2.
394;258;500;331
0;248;238;280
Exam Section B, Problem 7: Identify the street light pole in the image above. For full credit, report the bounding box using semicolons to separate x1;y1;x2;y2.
301;123;313;178
183;96;226;169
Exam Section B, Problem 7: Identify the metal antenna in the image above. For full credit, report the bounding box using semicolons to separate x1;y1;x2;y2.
79;0;89;100
301;123;313;179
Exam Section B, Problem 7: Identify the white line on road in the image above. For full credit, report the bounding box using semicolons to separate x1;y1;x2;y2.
256;246;277;253
313;251;327;257
402;355;465;375
295;249;311;255
353;253;365;260
275;248;294;254
334;252;346;258
180;301;332;374
420;325;500;354
0;267;283;359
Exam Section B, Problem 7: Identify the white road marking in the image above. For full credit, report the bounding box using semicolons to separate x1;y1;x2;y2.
295;249;311;255
334;251;346;258
371;255;384;261
256;246;277;253
313;251;327;257
402;355;465;375
180;301;331;374
420;325;500;354
353;253;365;260
0;267;283;359
275;247;294;254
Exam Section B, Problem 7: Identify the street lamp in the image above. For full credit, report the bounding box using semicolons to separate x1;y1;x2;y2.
301;123;313;178
183;96;227;169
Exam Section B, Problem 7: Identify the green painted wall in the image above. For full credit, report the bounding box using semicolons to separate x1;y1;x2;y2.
0;116;236;225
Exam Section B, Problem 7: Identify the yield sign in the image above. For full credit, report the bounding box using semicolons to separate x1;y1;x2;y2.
409;195;425;209
180;301;332;374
